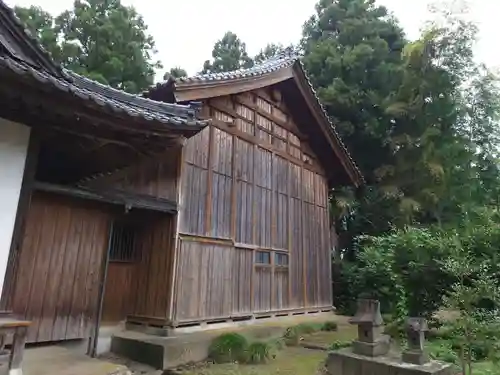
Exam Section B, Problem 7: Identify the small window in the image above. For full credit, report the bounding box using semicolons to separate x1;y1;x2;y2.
275;253;289;266
109;221;139;262
255;251;271;264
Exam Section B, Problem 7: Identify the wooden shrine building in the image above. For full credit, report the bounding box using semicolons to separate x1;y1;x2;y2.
140;54;364;328
0;0;364;351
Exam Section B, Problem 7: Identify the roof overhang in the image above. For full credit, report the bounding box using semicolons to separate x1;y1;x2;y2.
0;56;208;144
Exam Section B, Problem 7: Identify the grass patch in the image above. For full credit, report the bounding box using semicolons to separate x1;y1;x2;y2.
181;347;326;375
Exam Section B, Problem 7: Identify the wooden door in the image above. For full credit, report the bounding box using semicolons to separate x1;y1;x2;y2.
9;192;111;343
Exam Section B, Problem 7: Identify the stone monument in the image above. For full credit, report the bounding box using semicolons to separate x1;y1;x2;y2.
326;298;453;375
402;317;430;365
349;298;390;357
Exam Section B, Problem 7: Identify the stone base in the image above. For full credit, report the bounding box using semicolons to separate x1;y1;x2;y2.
352;335;390;357
326;348;453;375
403;349;430;365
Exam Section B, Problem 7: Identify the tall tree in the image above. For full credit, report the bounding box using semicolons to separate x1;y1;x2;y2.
302;0;500;257
15;0;162;93
301;0;409;244
302;0;407;185
201;31;254;74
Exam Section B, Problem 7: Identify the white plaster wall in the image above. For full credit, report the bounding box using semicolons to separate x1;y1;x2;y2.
0;118;30;297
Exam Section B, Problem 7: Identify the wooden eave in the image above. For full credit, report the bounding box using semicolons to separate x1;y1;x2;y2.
35;181;178;214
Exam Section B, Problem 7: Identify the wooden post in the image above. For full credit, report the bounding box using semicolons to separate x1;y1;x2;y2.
204;122;215;236
168;144;186;322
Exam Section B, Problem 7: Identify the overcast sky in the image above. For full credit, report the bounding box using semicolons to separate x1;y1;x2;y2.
6;0;499;80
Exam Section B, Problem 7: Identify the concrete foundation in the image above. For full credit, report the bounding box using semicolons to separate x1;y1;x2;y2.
326;348;453;375
111;312;338;369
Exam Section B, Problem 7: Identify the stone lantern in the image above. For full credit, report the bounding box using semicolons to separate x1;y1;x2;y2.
349;299;390;357
402;317;430;365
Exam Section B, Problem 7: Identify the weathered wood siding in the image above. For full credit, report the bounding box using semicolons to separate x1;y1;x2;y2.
174;88;332;323
101;213;176;324
102;262;135;323
128;215;175;320
9;192;111;343
82;147;181;202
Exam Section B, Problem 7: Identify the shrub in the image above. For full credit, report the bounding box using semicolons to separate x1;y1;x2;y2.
321;321;338;332
208;333;249;363
247;341;272;363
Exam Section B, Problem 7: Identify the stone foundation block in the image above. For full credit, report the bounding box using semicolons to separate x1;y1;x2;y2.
326;348;453;375
403;349;430;365
352;334;390;357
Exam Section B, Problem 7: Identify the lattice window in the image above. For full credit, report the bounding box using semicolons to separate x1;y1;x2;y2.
109;221;139;262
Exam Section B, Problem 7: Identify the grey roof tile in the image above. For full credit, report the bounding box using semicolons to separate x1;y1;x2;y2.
178;53;296;83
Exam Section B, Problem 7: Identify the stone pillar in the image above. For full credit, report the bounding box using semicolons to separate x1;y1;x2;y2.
349;299;390;357
402;317;429;365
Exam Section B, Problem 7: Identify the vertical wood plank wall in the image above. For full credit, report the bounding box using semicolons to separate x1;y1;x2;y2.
81;148;181;202
83;148;180;324
10;192;111;343
174;89;332;323
127;215;175;320
102;263;135;323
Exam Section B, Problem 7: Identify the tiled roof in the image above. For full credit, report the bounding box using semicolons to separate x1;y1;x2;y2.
176;52;297;83
0;55;209;128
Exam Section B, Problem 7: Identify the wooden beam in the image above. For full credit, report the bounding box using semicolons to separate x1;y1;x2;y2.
178;233;233;246
34;182;178;214
204;124;215;235
210;118;325;176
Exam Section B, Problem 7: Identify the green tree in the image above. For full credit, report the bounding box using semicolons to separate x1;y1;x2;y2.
201;31;254;74
163;67;188;80
15;0;162;93
14;6;62;61
303;0;500;237
302;0;407;185
302;0;410;259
